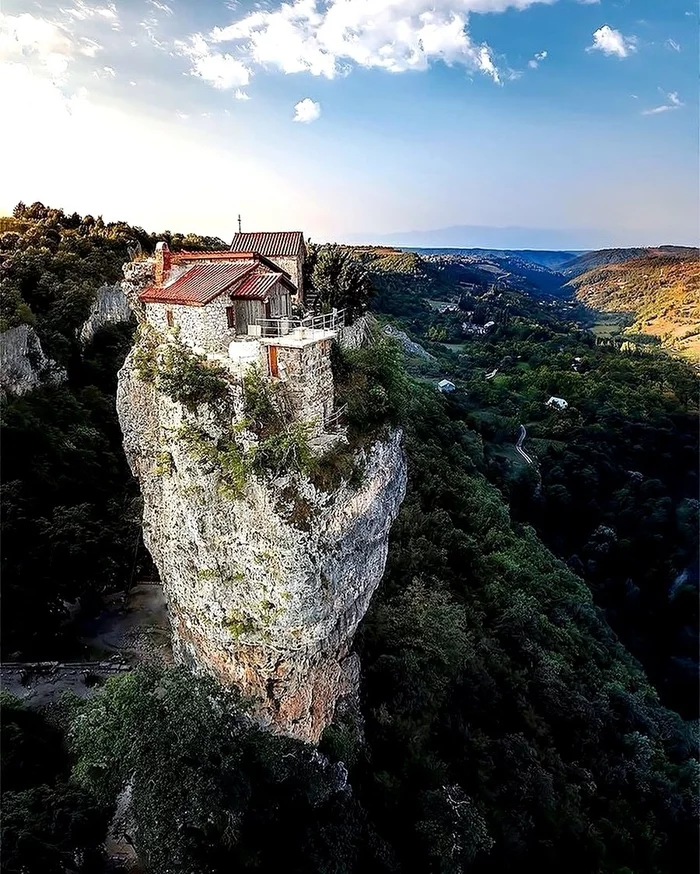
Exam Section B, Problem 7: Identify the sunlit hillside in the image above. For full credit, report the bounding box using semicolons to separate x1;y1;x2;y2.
567;252;700;362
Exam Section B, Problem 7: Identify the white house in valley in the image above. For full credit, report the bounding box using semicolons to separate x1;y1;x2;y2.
546;396;568;410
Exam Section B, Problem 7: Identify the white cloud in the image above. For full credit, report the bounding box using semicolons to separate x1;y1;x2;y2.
205;0;557;88
577;0;600;4
293;97;321;123
148;1;174;14
234;89;250;100
176;34;250;89
665;39;681;52
528;49;547;68
587;25;637;59
0;13;74;79
642;91;683;116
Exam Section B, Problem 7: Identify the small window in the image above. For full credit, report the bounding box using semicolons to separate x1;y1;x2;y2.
226;306;235;329
166;309;174;327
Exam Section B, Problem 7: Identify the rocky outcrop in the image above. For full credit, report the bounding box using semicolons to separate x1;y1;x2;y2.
0;325;66;395
382;324;436;361
79;283;134;345
117;333;406;743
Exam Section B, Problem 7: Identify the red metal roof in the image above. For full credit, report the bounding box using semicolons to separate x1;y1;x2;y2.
231;271;284;300
230;231;305;258
140;261;256;305
171;250;256;262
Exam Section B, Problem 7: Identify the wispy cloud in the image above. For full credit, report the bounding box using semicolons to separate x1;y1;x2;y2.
147;1;174;14
587;25;637;59
59;2;118;22
642;91;684;116
528;50;547;69
665;39;681;52
293;98;321;123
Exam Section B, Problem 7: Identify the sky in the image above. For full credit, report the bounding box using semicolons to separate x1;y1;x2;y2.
0;0;698;248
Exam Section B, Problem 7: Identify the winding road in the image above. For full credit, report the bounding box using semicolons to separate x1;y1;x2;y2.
515;424;534;465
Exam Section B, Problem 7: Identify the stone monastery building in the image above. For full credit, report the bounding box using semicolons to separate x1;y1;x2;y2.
137;232;344;441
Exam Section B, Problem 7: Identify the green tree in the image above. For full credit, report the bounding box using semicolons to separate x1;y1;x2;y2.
306;243;374;320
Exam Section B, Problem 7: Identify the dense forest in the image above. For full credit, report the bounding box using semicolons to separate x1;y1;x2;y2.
1;206;698;874
1;203;226;658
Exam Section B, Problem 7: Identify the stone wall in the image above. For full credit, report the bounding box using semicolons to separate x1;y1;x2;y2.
0;325;66;395
272;338;335;437
266;254;302;300
145;297;243;356
79;283;134;345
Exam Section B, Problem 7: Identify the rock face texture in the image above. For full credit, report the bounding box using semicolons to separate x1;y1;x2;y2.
382;324;436;361
117;281;406;742
0;325;66;395
79;283;134;345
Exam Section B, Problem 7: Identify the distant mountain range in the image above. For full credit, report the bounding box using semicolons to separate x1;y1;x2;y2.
405;247;582;271
343;224;685;252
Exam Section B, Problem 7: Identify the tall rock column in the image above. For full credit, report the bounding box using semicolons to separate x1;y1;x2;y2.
117;304;406;743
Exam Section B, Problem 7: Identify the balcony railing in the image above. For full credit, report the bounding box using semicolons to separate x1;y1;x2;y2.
253;308;346;338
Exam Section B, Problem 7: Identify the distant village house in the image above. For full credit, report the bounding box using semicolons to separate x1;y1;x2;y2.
438;379;456;393
546;396;568;410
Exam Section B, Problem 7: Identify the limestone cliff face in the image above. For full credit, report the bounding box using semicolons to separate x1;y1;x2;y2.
79;283;134;345
0;325;66;396
117;334;406;742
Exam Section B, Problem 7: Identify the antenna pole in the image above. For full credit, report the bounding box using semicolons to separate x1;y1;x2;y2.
237;214;242;233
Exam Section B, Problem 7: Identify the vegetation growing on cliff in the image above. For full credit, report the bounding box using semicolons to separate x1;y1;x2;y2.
305;243;374;320
133;327;231;412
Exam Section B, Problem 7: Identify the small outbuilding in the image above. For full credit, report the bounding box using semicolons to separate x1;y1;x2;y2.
438;379;456;393
546;396;568;410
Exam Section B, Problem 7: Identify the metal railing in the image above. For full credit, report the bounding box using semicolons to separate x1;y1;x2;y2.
254;308;346;338
324;403;348;432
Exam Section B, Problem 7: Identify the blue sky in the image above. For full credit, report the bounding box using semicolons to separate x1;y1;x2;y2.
0;0;697;247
